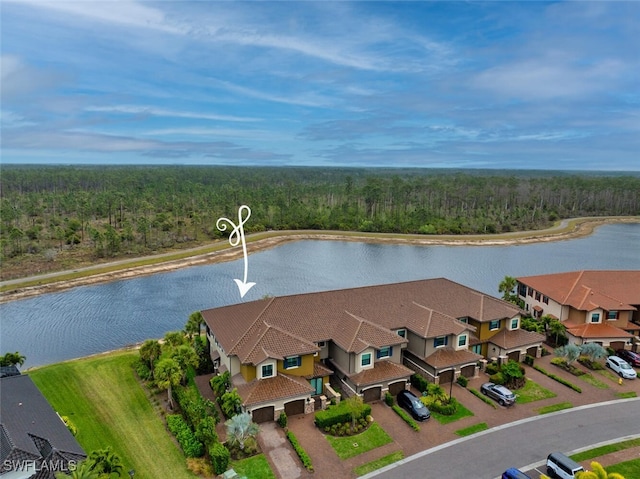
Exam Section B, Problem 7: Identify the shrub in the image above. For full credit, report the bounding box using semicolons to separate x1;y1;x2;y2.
489;372;505;385
314;401;372;429
534;365;582;393
523;355;535;366
174;385;219;430
133;358;153;381
391;405;420;431
410;373;430;393
277;411;288;428
384;391;395;406
469;388;497;408
195;416;218;447
166;415;204;458
210;371;231;398
209;442;230;475
456;375;468;388
421;395;459;416
485;362;500;375
287;431;314;472
61;416;78;436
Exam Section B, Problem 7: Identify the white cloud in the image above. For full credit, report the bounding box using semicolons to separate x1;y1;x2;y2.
85;105;259;123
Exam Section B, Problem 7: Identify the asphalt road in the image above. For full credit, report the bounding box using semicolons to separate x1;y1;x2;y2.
362;398;640;479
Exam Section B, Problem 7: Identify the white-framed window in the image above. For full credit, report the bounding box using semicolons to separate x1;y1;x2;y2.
590;313;601;323
260;362;275;379
457;334;467;348
283;356;301;369
396;329;407;338
361;353;372;367
510;318;519;330
377;346;392;359
607;311;619;320
489;320;500;331
434;336;448;348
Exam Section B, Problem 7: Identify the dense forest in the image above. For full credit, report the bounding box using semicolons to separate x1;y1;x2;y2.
1;165;639;280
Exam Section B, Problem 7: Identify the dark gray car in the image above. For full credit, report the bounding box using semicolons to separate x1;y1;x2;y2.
480;382;516;406
397;390;430;421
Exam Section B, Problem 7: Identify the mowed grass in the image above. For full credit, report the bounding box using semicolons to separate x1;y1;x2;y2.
431;402;474;424
515;379;557;404
326;423;393;460
231;454;276;479
28;351;194;479
353;451;404;476
455;422;488;437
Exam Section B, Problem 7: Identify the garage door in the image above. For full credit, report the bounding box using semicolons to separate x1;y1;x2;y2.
526;346;538;358
362;387;381;403
388;381;406;396
252;406;274;424
284;399;305;416
507;351;521;362
610;341;626;351
460;364;475;378
438;369;454;384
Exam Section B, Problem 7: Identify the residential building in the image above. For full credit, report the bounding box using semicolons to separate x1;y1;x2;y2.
202;278;544;422
0;374;86;479
516;270;640;348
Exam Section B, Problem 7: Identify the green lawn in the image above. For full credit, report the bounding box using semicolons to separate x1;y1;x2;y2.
29;351;194;479
431;402;474;424
606;458;640;476
353;451;404;476
326;423;392;460
515;379;557;404
231;454;276;479
537;402;573;415
570;438;640;462
578;373;609;389
455;422;488;437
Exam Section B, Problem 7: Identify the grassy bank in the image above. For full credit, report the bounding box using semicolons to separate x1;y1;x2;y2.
29;351;194;479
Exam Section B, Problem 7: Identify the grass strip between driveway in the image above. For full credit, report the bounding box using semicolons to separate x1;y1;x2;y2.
326;423;392;460
455;422;488;437
29;351;194;479
537;402;573;415
353;451;404;476
231;454;276;479
570;438;640;462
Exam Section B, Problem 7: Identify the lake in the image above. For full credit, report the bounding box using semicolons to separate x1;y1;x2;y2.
1;223;639;368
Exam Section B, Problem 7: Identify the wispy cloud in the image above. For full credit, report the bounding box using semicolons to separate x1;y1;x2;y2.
85;105;260;123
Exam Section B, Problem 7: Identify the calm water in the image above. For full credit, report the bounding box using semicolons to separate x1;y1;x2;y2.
1;223;639;368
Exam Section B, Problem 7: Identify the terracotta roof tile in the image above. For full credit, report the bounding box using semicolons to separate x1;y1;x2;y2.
488;328;546;349
425;347;483;369
565;322;635;339
517;271;640;312
303;361;334;379
236;373;314;407
342;360;413;388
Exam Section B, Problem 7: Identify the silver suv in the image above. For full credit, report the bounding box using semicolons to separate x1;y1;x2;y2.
480;382;516;406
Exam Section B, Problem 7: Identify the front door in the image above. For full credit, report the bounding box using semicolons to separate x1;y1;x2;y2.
310;377;323;395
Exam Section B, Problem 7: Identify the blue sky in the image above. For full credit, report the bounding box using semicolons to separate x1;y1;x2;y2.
1;1;639;170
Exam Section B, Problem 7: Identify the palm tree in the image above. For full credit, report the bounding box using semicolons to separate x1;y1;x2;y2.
0;351;26;367
580;343;608;364
184;311;203;339
498;276;518;303
139;340;161;375
170;344;199;384
155;357;182;409
225;412;259;451
555;344;581;366
55;461;100;479
87;446;123;478
548;319;567;346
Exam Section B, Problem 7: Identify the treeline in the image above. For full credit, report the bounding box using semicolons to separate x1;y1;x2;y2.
1;166;638;276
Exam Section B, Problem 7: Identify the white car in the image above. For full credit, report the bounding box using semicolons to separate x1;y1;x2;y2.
606;356;637;379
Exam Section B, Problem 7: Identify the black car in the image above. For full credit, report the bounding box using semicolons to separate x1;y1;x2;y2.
397;390;430;421
616;349;640;368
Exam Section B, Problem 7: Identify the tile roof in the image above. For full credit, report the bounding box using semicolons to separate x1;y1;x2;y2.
0;375;86;478
202;278;520;363
488;328;546;350
517;270;640;312
235;373;314;407
565;322;635;339
346;360;414;387
425;347;483;369
303;361;334;380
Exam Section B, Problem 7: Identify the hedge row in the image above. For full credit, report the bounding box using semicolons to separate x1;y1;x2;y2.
174;384;219;431
314;402;371;429
469;388;497;408
533;365;582;393
421;396;459;416
286;431;314;472
391;405;420;431
166;414;204;458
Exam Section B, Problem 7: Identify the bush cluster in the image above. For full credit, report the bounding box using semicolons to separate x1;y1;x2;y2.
534;365;582;393
391;405;420;431
469;388;497;408
166;414;204;458
421;396;459;416
286;431;314;472
384;391;395;406
208;442;230;475
322;417;369;436
277;411;288;428
410;374;430;393
174;385;220;432
550;358;586;376
133;358;153;381
456;375;468;388
314;402;372;429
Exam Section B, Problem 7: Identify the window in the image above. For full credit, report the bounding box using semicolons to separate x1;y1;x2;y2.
377;346;392;359
457;335;467;348
590;313;600;323
543;296;549;305
489;320;500;331
518;284;527;297
527;287;533;297
317;341;326;347
261;363;274;378
607;311;618;320
472;344;482;355
458;317;468;323
361;353;372;367
283;356;301;369
535;292;541;301
511;318;519;330
396;329;407;338
433;336;448;348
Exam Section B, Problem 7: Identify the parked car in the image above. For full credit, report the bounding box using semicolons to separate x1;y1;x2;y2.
502;468;532;479
546;452;584;479
615;349;640;367
397;390;430;421
606;356;637;379
480;382;516;406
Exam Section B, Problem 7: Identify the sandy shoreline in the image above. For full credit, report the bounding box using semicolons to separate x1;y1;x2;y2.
1;217;638;304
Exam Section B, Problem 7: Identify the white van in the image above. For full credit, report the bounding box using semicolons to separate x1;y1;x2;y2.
546;452;584;479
